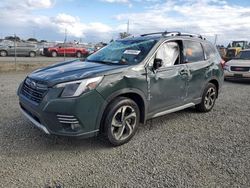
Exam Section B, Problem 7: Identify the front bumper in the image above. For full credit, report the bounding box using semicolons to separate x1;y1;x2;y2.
224;70;250;79
20;107;50;134
18;84;107;138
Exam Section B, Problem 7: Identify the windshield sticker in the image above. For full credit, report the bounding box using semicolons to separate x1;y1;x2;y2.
124;50;141;55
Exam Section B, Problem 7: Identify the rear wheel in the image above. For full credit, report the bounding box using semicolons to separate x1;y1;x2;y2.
0;50;7;57
76;51;82;58
51;51;57;57
29;51;36;57
104;97;140;146
196;83;217;112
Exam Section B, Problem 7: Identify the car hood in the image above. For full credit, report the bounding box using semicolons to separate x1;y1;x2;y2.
28;59;127;86
226;59;250;66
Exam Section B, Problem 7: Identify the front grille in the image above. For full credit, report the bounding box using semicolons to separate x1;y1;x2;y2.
231;66;250;72
21;78;48;104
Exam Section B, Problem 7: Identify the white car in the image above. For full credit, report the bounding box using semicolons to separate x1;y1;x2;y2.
224;49;250;79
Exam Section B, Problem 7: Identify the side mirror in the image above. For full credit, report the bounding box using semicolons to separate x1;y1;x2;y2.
59;46;61;48
9;46;12;48
153;58;163;70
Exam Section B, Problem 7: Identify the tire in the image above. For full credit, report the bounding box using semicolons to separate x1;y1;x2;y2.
29;51;36;57
51;51;57;57
0;50;7;57
76;51;82;58
196;83;217;112
104;97;140;146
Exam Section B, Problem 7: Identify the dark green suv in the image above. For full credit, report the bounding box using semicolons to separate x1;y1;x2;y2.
18;31;224;146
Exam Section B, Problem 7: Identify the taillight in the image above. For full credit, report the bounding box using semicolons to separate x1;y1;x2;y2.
220;59;226;69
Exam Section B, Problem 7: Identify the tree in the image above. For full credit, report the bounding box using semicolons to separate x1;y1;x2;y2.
5;36;20;41
27;38;38;42
119;32;131;39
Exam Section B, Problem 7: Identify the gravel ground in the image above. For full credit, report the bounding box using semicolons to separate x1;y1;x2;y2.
0;72;249;187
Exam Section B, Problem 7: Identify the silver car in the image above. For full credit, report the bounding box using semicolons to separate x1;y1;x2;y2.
224;49;250;79
0;41;39;57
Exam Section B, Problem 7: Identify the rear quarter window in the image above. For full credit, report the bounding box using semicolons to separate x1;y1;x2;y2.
183;41;204;63
203;43;216;59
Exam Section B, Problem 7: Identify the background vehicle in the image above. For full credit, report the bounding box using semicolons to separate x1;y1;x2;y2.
217;45;227;58
18;31;224;146
224;49;250;79
0;41;38;57
224;41;250;62
43;43;89;57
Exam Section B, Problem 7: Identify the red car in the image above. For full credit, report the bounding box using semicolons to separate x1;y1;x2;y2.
43;43;89;58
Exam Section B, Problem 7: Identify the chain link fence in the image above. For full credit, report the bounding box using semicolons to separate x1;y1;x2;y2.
0;34;99;71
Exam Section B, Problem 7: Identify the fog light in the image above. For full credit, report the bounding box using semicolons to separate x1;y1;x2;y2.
71;123;81;130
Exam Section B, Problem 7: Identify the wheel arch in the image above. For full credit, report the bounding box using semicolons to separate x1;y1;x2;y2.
97;88;148;132
51;50;58;56
29;51;36;56
208;78;219;98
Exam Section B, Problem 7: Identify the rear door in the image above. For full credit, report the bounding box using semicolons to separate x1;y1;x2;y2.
183;40;211;101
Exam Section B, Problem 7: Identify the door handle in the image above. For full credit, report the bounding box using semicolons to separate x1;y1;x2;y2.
205;63;214;70
205;66;210;70
179;69;188;75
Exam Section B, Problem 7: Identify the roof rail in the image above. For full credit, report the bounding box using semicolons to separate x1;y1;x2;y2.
140;31;205;40
140;32;167;37
179;32;204;39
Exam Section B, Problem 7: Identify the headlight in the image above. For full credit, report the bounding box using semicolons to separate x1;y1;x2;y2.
224;64;230;71
55;76;103;97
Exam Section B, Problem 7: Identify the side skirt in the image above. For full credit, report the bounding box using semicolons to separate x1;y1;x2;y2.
151;103;195;118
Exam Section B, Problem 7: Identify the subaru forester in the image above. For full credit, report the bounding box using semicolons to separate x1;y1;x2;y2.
18;31;224;146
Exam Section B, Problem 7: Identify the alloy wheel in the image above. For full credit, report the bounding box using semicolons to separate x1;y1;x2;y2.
204;87;216;110
111;105;137;141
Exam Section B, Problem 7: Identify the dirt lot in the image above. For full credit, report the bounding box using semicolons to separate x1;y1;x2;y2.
0;57;76;72
0;72;249;187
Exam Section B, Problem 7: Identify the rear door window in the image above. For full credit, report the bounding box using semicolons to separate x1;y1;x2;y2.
183;41;204;63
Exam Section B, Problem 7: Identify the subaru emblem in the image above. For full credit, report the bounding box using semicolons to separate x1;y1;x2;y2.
30;81;36;89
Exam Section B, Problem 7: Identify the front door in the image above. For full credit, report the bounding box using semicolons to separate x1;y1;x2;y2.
147;41;189;114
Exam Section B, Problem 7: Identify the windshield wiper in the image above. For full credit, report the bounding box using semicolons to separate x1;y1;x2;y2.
86;59;117;65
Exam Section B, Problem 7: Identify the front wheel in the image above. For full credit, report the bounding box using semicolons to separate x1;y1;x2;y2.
76;51;82;58
0;50;7;57
104;97;140;146
196;83;217;112
51;51;57;57
29;51;36;57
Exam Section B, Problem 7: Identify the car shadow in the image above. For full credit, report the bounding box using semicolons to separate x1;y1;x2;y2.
0;117;113;156
0;107;199;156
225;79;250;85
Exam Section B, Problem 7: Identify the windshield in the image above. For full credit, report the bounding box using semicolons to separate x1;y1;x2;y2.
226;49;236;58
232;41;245;48
236;51;250;60
86;39;157;65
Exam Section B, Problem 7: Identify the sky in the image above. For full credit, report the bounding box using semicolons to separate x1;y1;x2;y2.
0;0;250;45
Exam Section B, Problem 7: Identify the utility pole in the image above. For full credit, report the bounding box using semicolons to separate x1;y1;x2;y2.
214;34;218;45
14;34;17;71
32;27;36;39
64;28;67;61
127;20;130;34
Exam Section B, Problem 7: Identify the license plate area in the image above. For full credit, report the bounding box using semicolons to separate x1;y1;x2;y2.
234;74;243;78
